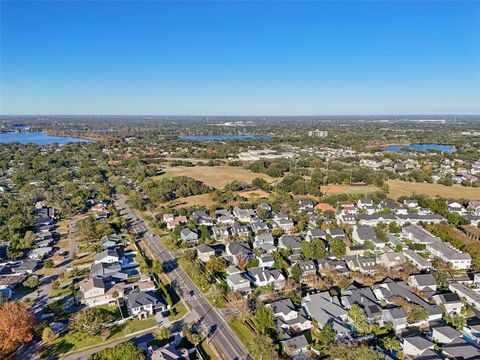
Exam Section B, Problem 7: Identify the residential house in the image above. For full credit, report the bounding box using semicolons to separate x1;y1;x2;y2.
233;207;256;223
449;281;480;309
259;255;275;268
230;224;250;238
382;307;407;332
425;242;472;270
431;325;462;344
357;198;374;208
402;225;442;245
191;210;214;226
226;242;254;264
305;228;326;242
378;251;406;268
408;274;437;293
403;250;432;270
12;260;40;274
268;298;312;336
298;199;314;213
248;267;286;289
403;336;435;357
441;337;480;359
446;200;466;215
281;335;309;356
126;291;166;319
180;228;198;245
345;256;378;274
211;226;229;242
302;292;350;335
253;234;276;254
250;221;270;234
226;272;252;294
28;247;52;260
196;244;215;263
94;249;120;265
278;235;302;251
317;259;349;276
274;216;295;233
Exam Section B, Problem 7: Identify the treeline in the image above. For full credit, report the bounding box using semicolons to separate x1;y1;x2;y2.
134;176;212;208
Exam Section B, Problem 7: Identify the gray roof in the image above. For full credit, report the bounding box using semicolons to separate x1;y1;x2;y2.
410;273;437;287
197;244;215;254
355;226;378;241
432;325;462;340
404;335;434;351
127;291;162;309
281;335;309;350
441;338;480;359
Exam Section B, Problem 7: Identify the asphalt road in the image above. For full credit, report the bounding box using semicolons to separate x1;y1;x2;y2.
114;195;251;360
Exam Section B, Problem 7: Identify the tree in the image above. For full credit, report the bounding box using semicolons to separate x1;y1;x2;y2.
327;342;383;360
23;276;40;289
252;305;276;335
290;264;302;283
226;292;249;319
347;304;371;334
379;336;401;352
312;323;336;354
206;257;227;274
89;341;146;360
330;238;346;258
42;326;58;343
71;308;114;337
44;259;54;269
247;334;278;360
300;241;314;260
0;301;35;355
152;260;164;275
156;327;172;341
235;253;248;270
311;238;326;259
407;305;428;324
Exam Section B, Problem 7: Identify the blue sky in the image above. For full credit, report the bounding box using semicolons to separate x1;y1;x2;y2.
1;1;479;115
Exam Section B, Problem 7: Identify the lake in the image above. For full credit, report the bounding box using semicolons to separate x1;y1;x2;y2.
386;144;456;153
179;134;272;141
0;132;92;145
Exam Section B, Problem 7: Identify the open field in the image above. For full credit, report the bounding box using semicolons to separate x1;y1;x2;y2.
320;184;382;196
156;166;274;189
388;180;480;200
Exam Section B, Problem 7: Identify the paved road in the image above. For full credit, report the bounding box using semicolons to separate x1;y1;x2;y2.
114;195;251;360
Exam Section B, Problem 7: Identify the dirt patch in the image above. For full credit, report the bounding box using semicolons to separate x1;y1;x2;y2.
238;189;270;199
320;185;343;194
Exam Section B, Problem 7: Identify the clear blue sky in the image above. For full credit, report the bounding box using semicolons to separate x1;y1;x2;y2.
1;1;479;115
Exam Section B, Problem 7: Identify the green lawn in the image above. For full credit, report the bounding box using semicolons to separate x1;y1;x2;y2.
227;317;256;346
44;318;157;357
177;257;211;293
168;300;188;321
199;340;219;360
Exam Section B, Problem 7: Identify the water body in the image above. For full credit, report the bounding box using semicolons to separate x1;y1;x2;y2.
179;134;272;141
0;132;92;145
386;144;456;153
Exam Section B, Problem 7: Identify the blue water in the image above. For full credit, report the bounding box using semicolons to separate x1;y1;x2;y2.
179;134;272;141
0;132;92;145
387;144;456;153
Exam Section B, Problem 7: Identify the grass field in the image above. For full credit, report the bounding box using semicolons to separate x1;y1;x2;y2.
388;180;480;200
156;166;273;189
